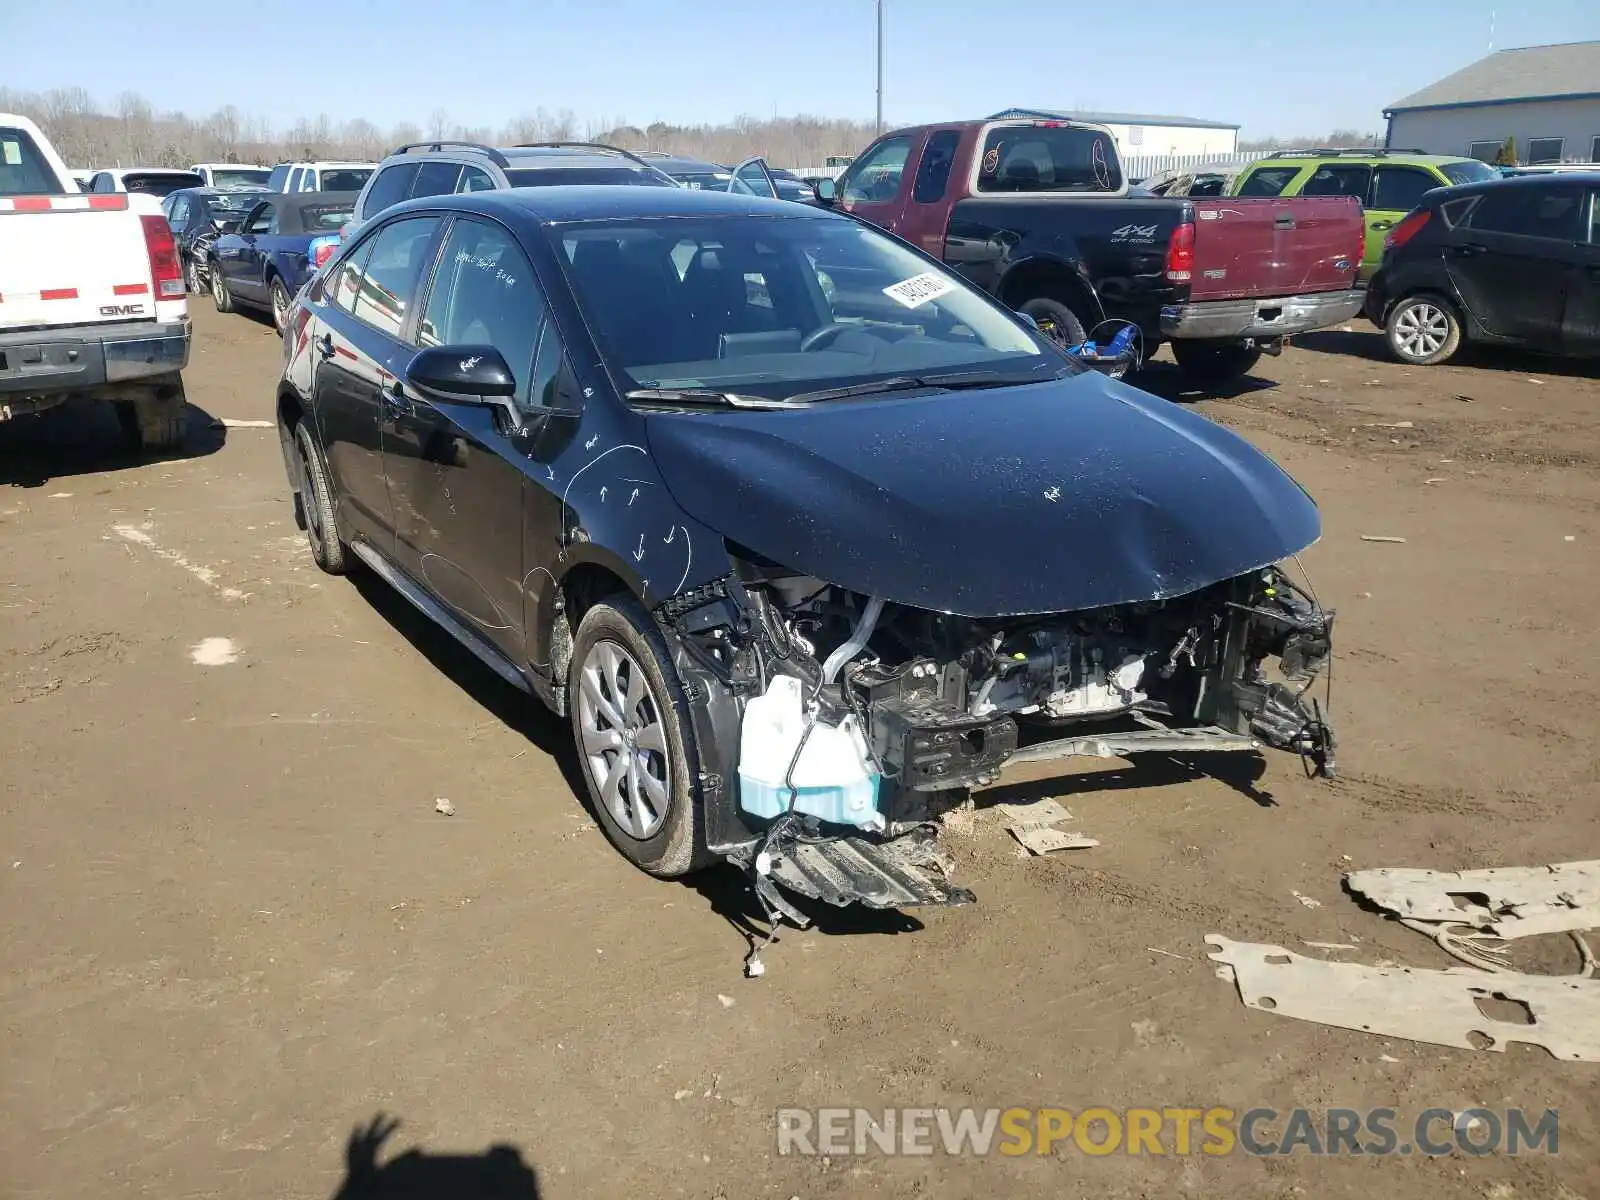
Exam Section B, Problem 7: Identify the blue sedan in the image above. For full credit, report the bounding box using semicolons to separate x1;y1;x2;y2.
209;192;357;332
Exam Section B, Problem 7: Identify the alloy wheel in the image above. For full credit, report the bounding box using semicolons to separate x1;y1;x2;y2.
576;639;672;840
1393;302;1450;360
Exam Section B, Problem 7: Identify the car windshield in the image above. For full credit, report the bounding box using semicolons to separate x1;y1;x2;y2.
320;168;373;191
211;168;270;187
553;215;1058;404
506;166;676;188
976;125;1122;192
1439;159;1498;186
125;172;205;196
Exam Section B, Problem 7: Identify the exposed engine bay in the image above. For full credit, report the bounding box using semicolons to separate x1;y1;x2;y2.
657;551;1335;950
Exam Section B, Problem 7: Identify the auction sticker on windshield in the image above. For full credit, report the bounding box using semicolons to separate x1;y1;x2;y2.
883;272;955;309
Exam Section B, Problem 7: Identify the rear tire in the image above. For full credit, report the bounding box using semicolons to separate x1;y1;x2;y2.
1171;338;1263;386
1385;294;1462;366
293;420;348;575
184;252;203;295
569;595;712;879
270;276;292;335
114;376;188;455
211;261;234;313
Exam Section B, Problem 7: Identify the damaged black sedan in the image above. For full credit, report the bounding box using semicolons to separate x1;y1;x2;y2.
276;186;1335;925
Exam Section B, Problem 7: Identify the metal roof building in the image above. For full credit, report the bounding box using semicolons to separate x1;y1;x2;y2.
1383;41;1600;164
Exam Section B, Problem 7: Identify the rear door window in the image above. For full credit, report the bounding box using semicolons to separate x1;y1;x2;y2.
1236;166;1299;197
1371;167;1438;212
976;126;1121;192
458;166;495;192
0;127;60;195
409;161;462;199
1466;186;1585;240
350;215;444;338
361;163;418;218
1301;164;1371;201
911;130;961;203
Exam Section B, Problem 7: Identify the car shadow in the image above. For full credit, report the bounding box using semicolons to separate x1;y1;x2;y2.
348;568;589;802
976;752;1278;810
1296;328;1599;379
328;1114;540;1200
1130;360;1281;403
0;394;226;488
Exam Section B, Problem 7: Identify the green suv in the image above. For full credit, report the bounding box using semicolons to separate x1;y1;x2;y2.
1230;151;1498;279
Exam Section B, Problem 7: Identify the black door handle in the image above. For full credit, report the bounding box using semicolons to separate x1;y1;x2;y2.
381;379;413;418
315;332;335;360
1274;215;1296;229
1453;242;1488;256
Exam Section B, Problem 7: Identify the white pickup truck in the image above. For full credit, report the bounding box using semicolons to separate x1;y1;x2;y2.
1;114;191;452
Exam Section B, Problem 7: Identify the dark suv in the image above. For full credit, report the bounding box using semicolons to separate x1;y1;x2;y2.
345;140;678;236
1365;173;1600;365
276;186;1335;916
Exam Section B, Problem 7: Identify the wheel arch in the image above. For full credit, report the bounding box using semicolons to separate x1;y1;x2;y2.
997;257;1105;326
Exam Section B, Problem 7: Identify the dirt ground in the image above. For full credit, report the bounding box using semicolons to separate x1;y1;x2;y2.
3;305;1598;1199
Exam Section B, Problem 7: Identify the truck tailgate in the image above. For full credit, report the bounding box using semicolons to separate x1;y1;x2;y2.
0;196;155;330
1187;196;1363;301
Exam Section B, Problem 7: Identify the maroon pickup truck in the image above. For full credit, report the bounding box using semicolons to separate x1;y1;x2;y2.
813;118;1367;383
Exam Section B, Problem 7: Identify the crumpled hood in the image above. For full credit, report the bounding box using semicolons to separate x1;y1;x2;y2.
645;371;1321;617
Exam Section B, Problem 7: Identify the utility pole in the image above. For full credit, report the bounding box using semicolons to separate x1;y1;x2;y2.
876;0;885;135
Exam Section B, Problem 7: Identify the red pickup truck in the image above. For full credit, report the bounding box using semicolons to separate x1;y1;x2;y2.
813;118;1367;383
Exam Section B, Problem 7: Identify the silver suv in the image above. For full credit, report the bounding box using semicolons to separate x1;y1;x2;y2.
345;140;678;235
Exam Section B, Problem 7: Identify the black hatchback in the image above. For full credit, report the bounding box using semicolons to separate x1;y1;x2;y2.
1365;173;1600;365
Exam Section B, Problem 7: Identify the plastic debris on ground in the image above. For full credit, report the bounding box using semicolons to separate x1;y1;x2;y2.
997;798;1099;855
1207;858;1600;1060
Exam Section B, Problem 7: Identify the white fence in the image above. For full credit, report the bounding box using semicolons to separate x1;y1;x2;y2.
1121;149;1278;180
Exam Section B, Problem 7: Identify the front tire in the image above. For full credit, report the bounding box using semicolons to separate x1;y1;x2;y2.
1171;338;1263;386
184;252;204;295
569;596;710;878
211;261;234;313
293;420;347;574
1385;295;1461;366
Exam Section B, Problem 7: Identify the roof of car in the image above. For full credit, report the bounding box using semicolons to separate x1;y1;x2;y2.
171;184;269;199
110;166;204;177
1246;151;1481;167
1429;170;1600;198
384;185;824;225
636;153;728;173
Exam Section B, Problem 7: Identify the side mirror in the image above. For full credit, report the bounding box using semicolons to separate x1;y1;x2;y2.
405;345;518;400
813;178;837;205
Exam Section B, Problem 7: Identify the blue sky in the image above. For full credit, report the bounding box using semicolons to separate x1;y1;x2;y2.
9;0;1599;137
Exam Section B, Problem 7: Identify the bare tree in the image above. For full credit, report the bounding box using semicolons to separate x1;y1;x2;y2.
2;88;877;171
